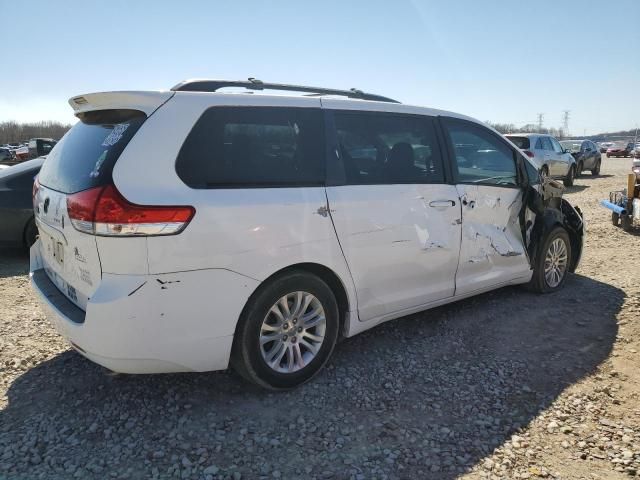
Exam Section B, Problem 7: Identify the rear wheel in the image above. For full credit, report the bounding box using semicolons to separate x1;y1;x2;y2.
621;215;633;232
231;271;339;390
527;226;571;293
591;159;601;176
563;165;575;187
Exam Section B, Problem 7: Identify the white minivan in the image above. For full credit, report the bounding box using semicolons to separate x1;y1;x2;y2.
30;79;585;389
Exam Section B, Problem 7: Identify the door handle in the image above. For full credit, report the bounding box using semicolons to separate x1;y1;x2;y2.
429;200;456;208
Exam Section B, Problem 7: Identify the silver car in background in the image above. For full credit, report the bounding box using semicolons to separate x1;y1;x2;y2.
505;133;577;187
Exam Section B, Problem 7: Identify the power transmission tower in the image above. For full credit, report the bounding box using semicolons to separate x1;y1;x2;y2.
562;110;570;137
537;113;544;131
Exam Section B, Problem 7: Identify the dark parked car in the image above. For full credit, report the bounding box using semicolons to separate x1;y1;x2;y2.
28;138;57;160
607;142;634;158
559;139;602;176
0;158;44;248
0;147;13;163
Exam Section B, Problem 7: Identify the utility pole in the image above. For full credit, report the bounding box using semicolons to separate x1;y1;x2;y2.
537;113;544;131
562;110;570;138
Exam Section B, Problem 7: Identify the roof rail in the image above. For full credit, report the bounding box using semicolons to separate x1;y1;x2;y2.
170;78;400;103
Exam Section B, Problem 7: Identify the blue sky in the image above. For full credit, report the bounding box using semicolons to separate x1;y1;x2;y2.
1;0;638;134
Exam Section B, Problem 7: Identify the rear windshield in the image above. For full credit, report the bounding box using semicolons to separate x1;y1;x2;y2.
38;109;146;193
560;141;581;152
506;136;530;150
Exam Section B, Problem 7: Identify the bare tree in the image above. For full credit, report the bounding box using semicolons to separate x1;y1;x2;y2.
0;121;72;145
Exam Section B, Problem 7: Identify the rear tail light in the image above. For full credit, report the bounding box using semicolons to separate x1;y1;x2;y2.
67;184;195;236
523;150;534;158
32;176;40;205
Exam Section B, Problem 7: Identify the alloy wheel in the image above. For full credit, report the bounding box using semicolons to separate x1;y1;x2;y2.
259;291;327;373
544;237;568;288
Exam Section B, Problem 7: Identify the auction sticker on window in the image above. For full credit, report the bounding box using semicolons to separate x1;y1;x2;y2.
102;123;130;147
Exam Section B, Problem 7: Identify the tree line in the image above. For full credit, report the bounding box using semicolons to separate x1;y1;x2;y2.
486;122;567;139
0;121;72;145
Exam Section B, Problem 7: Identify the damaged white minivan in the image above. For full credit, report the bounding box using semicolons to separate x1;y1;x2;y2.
30;79;584;389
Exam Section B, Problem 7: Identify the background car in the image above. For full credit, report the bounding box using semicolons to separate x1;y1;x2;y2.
505;133;577;186
606;142;634;158
598;141;613;153
559;139;601;176
28;138;57;159
0;147;13;163
0;157;44;248
14;144;29;161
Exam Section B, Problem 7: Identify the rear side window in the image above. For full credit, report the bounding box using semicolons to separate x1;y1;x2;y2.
176;107;325;188
507;136;530;150
333;111;444;184
540;137;553;151
38;109;145;194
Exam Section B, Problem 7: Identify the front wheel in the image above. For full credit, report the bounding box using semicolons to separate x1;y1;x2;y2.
563;165;575;187
231;271;339;390
527;226;572;293
591;159;601;176
576;161;583;177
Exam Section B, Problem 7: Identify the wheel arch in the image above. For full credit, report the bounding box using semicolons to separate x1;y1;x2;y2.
235;262;353;339
529;203;583;273
22;215;37;248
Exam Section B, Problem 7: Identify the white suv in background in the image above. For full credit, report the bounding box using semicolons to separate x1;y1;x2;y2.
30;79;585;389
505;133;577;187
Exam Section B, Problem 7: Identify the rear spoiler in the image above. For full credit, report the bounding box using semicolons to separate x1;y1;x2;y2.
68;91;175;117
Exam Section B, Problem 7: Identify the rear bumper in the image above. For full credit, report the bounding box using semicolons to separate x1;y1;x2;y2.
30;240;259;374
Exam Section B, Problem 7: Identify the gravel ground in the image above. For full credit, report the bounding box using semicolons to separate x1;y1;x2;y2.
1;158;639;480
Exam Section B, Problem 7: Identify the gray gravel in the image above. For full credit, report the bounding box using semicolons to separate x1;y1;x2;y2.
1;159;639;480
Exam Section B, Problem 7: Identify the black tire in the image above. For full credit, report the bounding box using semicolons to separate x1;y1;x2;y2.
576;161;583;177
563;165;575;187
621;215;632;232
527;226;572;293
231;271;339;390
591;159;601;176
24;217;38;248
612;212;620;226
